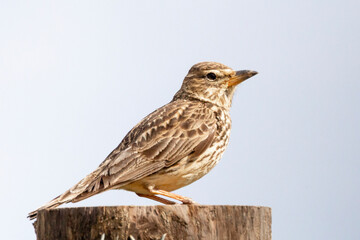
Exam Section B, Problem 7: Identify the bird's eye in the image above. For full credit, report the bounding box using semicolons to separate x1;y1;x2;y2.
206;72;217;80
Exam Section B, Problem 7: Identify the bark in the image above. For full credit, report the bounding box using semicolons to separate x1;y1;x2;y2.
34;205;271;240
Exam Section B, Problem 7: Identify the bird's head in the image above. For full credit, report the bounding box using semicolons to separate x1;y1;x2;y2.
173;62;257;108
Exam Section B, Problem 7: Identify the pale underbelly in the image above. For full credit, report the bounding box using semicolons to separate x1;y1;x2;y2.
120;146;225;195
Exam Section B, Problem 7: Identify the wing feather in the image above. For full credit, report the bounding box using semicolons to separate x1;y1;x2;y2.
74;100;216;199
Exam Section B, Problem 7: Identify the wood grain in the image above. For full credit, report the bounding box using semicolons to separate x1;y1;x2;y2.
34;205;271;240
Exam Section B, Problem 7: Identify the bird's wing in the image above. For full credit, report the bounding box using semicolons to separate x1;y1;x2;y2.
76;100;217;196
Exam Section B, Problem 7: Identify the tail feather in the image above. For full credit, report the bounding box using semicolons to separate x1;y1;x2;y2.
28;168;107;220
28;154;135;220
27;189;77;220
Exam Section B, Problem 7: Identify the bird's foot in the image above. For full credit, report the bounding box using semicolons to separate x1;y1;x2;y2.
136;193;176;205
180;197;197;204
146;188;197;205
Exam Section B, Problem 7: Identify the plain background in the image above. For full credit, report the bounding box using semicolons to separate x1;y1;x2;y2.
1;1;359;239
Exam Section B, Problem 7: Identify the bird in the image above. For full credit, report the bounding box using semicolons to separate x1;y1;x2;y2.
28;62;257;220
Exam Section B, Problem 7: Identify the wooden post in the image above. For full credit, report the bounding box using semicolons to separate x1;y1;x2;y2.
34;205;271;240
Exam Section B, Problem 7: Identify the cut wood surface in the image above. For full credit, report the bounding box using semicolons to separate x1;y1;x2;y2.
34;205;271;240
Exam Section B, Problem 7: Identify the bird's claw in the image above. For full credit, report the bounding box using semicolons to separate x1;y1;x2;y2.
181;197;197;204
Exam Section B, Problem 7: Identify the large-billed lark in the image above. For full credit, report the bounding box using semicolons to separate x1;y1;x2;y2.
28;62;257;219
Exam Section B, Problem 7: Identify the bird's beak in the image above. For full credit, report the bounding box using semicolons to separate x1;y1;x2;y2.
227;70;258;87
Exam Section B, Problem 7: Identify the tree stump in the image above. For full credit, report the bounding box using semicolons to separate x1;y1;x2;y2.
34;205;271;240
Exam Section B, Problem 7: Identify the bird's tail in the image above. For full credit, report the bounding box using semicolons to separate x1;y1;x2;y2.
27;190;73;220
28;168;107;220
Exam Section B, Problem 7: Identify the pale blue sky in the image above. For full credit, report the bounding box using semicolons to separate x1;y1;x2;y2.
1;1;359;239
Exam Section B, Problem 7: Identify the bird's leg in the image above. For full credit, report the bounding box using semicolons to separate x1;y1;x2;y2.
148;189;197;204
136;193;176;205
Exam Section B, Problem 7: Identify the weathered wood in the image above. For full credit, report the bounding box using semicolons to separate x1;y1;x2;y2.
34;205;271;240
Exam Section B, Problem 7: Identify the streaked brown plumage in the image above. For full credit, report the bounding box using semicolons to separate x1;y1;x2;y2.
28;62;257;219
